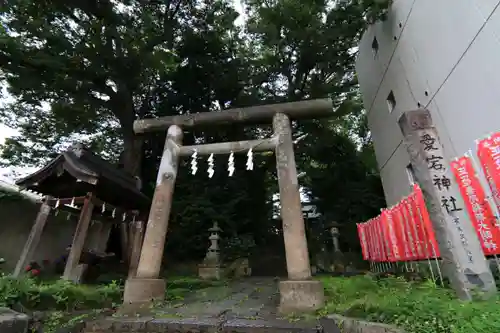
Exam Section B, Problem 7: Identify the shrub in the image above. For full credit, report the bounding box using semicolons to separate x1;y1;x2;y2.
318;275;500;333
0;274;121;311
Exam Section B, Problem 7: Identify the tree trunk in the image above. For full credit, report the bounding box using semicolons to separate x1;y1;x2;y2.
121;134;144;183
120;133;144;267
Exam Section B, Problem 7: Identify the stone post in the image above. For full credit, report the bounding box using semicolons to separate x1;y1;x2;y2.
198;222;222;280
128;220;145;279
330;227;340;253
123;125;183;306
273;113;325;313
399;109;496;300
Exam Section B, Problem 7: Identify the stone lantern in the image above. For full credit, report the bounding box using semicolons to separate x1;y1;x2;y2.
330;225;341;253
198;222;223;280
325;221;342;253
326;221;345;272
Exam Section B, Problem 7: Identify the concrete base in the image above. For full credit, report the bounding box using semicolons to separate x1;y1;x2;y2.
123;278;165;305
278;280;325;314
198;264;222;280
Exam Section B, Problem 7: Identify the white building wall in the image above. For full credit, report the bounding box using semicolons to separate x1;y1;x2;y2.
356;0;500;206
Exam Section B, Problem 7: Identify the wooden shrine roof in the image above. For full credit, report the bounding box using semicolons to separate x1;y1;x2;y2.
15;143;150;211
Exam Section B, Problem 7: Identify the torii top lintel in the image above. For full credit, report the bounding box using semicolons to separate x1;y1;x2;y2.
133;98;333;134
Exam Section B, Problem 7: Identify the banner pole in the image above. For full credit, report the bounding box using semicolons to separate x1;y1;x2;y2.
468;149;500;274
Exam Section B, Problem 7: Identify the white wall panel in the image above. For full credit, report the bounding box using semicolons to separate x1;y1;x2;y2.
474;0;500;21
432;8;500;158
404;0;484;98
356;0;500;205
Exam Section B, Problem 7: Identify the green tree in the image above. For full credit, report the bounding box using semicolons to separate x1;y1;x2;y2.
0;0;390;260
240;0;390;251
0;0;240;178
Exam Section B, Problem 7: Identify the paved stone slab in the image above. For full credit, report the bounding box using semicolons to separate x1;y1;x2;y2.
84;278;344;333
156;278;280;320
147;317;220;333
0;308;29;333
222;318;320;333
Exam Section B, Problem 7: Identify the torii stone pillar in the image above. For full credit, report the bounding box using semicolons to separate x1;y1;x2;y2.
123;125;183;305
124;99;331;312
273;113;324;313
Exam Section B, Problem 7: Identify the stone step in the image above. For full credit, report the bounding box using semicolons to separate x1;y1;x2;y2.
0;308;29;333
83;316;341;333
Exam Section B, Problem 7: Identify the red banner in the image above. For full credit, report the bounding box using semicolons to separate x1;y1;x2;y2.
451;156;500;255
392;203;413;261
401;198;424;260
373;216;387;262
368;219;379;261
379;212;393;262
357;223;369;260
477;135;500;211
366;221;374;261
407;191;433;259
370;219;379;262
381;209;402;262
402;195;427;260
413;184;441;258
357;184;443;262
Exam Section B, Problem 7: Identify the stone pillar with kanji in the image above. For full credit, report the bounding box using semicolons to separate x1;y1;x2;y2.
399;109;496;300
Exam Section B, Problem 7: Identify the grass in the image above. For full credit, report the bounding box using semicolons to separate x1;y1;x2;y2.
8;272;500;333
0;273;228;332
318;275;500;333
0;273;122;333
0;274;122;311
164;275;229;303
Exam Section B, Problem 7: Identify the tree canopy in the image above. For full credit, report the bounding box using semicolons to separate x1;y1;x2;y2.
0;0;390;261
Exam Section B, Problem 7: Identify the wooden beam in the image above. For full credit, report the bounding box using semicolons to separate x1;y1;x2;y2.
178;137;278;156
134;98;333;133
13;197;52;277
62;193;95;281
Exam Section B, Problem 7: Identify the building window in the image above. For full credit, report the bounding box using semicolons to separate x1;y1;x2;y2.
406;163;416;184
371;37;379;57
387;90;396;113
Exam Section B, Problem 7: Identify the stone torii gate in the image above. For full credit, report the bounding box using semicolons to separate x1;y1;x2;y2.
123;98;333;313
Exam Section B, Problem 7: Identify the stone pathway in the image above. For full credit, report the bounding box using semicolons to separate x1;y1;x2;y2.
156;277;280;320
84;277;341;332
